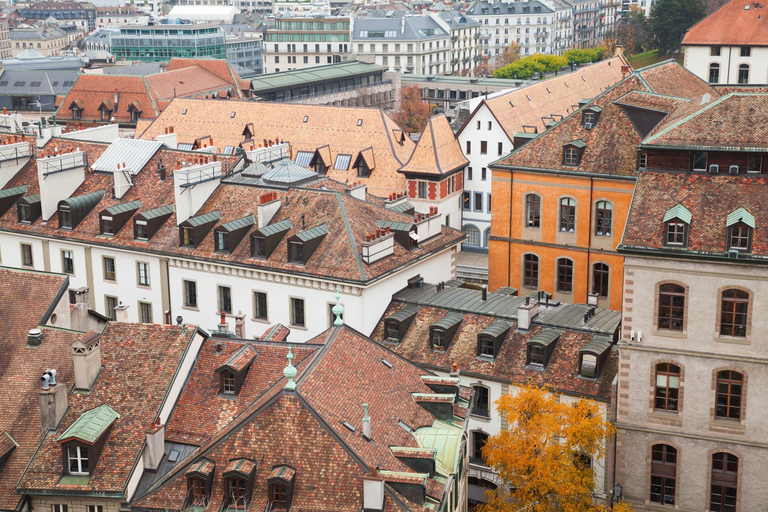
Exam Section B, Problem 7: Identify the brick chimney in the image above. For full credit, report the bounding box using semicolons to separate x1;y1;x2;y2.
39;370;67;434
72;331;102;391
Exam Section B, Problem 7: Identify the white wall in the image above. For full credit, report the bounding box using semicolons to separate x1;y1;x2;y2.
684;45;768;86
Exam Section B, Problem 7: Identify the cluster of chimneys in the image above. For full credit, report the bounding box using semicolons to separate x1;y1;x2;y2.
115;162;128;170
386;192;405;201
365;226;391;242
348;181;364;188
42;146;79;158
414;207;438;222
199;137;214;148
583;304;597;323
163;126;175;134
40;369;57;390
260;191;279;204
262;138;283;148
175;155;217;169
0;134;25;145
64;123;89;133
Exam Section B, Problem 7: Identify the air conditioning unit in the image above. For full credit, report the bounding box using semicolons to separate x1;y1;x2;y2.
584;122;593;130
708;164;720;174
729;165;739;174
728;249;740;259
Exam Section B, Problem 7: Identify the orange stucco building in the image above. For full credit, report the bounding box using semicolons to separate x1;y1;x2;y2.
488;60;720;311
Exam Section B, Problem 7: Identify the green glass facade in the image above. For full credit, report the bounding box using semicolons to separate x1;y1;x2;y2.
265;18;350;43
111;25;226;62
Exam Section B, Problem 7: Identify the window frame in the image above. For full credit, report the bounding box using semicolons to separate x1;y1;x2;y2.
61;250;74;275
471;385;490;417
137;261;150;287
738;64;749;84
58;204;72;230
693;151;708;171
221;370;236;395
226;476;248;506
559;197;576;232
525;194;541;228
715;370;743;420
720;289;748;338
523;253;539;289
183;279;198;309
658;283;685;332
67;444;89;475
594;200;612;237
218;285;232;314
288;241;304;264
727;223;751;252
710;452;738;512
290;297;305;327
253;291;268;321
563;146;580;166
556;257;573;293
654;363;680;412
650;444;677;506
664;220;688;247
139;301;153;324
708;63;720;84
592;263;609;298
102;256;116;282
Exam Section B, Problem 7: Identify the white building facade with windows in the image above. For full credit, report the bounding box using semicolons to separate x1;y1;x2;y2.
683;45;768;86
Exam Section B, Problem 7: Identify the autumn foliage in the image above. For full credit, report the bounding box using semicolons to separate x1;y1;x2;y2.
478;385;632;512
392;85;432;134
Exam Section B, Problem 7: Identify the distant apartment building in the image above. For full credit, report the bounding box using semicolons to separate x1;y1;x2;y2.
10;26;80;57
227;33;262;74
273;0;331;15
599;0;621;40
549;0;574;54
573;0;601;48
619;0;656;17
262;17;350;74
17;2;97;32
95;5;140;28
466;1;555;65
110;22;226;62
682;0;767;86
0;17;11;60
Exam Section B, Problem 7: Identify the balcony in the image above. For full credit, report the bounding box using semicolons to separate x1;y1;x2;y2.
471;406;491;418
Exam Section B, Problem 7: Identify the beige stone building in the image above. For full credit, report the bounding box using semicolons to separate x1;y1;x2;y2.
0;18;11;59
614;92;768;511
11;25;80;57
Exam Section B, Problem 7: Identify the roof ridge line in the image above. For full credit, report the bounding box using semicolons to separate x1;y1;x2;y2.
642;93;731;144
380;108;406;166
429;116;442;174
335;193;367;281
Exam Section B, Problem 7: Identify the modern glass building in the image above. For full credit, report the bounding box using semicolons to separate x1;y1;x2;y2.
110;23;226;62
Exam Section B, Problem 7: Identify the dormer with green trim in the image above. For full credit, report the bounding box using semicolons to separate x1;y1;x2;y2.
179;210;220;249
582;105;602;128
100;199;140;236
726;207;754;253
214;214;255;254
287;223;328;265
663;203;692;248
57;404;119;478
251;219;291;259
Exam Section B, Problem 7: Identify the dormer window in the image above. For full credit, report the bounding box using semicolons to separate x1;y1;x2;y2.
221;371;236;394
581;106;601;127
315;160;326;175
288;241;304;263
100;106;111;121
18;203;31;223
67;445;89;475
251;219;291;260
59;204;72;229
252;235;266;257
384;305;419;342
526;328;561;369
179;211;219;249
72;106;82;119
57;404;119;478
181;226;194;247
135;220;148;240
726;207;754;253
662;204;692;248
476;321;512;360
128;105;141;123
357;160;370;178
100;216;114;235
580;354;598;377
528;345;546;365
188;477;208;506
227;477;248;507
133;204;173;242
271;483;289;511
216;231;229;252
431;329;446;349
562;140;585;166
578;335;612;379
287;223;327;265
216;345;256;397
429;314;462;351
268;465;296;511
185;459;215;506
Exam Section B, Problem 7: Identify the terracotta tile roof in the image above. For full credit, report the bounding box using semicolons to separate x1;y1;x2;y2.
682;0;768;46
642;93;768;150
0;267;79;511
135;98;416;197
621;171;768;258
55;75;159;124
461;56;629;139
145;66;236;101
613;90;690;113
260;323;291;341
399;114;468;176
18;322;197;497
133;325;465;511
635;59;719;99
165;58;245;98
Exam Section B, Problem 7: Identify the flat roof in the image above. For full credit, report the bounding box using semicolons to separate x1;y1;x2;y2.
401;74;533;88
249;61;387;92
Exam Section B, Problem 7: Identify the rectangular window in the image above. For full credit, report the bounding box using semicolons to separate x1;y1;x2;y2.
52;506;69;512
693;151;708;171
184;280;197;308
59;205;72;229
564;147;579;165
487;121;492;130
135;220;148;240
418;181;427;199
474;192;482;212
253;291;267;320
639;152;647;169
86;507;102;512
288;242;304;263
216;231;229;252
139;301;152;324
488;194;491;212
480;141;488;154
711;46;721;56
498;142;503;155
105;296;118;320
467;167;473;181
62;250;74;274
740;46;751;57
103;256;116;281
466;140;471;154
291;297;305;326
100;216;114;235
747;154;762;174
463;192;471;211
219;285;232;314
19;203;31;223
137;262;149;286
181;227;194;247
67;446;89;475
481;167;487;181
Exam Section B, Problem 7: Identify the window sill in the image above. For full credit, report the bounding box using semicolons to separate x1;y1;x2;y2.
181;305;200;312
648;409;682;427
251;317;270;324
290;323;307;331
714;335;749;345
469;412;491;421
137;284;151;290
710;418;746;435
653;329;687;340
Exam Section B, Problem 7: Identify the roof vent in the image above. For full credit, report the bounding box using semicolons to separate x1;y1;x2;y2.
708;164;720;174
28;328;43;347
729;165;739;175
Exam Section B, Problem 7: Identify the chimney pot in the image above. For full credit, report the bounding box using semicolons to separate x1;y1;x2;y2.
28;328;43;346
481;285;487;301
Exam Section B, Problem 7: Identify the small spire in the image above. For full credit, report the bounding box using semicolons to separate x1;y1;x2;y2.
332;287;344;326
283;346;297;391
363;403;370;421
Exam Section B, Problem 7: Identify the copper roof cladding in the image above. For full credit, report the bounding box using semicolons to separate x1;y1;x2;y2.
18;322;198;497
641;93;768;150
493;61;720;178
683;0;768;46
0;267;80;511
460;55;630;139
621;171;768;258
398;114;468;176
133;324;466;511
134;98;417;196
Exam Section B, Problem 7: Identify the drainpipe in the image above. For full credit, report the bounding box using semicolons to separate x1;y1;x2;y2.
726;46;732;84
586;176;593;303
507;170;514;288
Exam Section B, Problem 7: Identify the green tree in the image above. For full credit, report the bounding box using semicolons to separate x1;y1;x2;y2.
563;47;608;68
649;0;706;55
494;54;567;80
603;6;651;54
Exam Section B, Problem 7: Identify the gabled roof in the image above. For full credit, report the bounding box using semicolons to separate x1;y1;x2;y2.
55;74;159;123
399;114;468;176
682;0;768;47
57;404;120;445
145;66;236;101
92;138;165;174
165;58;245;97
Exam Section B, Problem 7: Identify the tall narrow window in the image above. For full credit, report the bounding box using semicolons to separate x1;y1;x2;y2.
474;192;483;212
137;262;149;286
270;483;288;511
105;296;117;320
728;223;751;252
472;431;489;464
418;181;427;199
693;151;708;171
181;227;194;247
715;370;743;420
253;291;267;320
221;371;236;394
463;192;471;211
523;254;539;288
595;201;612;236
62;250;74;274
188;477;206;503
466;140;471;154
650;444;677;506
138;302;152;323
216;231;229;252
709;63;720;84
592;263;609;298
556;258;573;293
226;477;248;506
720;289;748;337
658;284;684;331
291;297;305;326
252;235;266;258
219;286;232;314
184;280;197;308
103;257;116;281
472;386;490;417
525;194;540;228
654;363;680;411
480;141;487;154
738;64;750;84
59;204;72;229
560;198;575;232
710;453;738;512
21;243;33;267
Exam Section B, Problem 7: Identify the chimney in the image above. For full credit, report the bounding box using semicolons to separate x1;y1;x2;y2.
235;311;245;338
517;296;538;332
614;44;625;58
173;160;223;225
362;404;371;439
37;149;87;221
144;421;165;470
28;328;43;347
257;191;280;228
113;164;133;199
481;285;487;301
363;473;385;512
72;331;102;391
39;372;67;434
218;311;228;331
347;181;366;201
587;292;599;307
156;130;177;149
449;362;460;378
114;302;129;322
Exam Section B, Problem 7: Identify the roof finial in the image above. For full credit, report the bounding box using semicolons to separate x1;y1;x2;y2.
332;287;344;326
283;346;297;391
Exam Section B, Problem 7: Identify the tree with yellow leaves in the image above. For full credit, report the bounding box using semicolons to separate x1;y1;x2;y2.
478;385;633;512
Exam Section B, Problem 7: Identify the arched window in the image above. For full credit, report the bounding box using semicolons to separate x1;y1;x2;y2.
463;225;480;246
556;258;573;293
715;370;743;420
484;227;491;247
709;63;720;84
658;284;685;331
710;452;738;512
595;201;612;236
592;263;609;298
560;198;576;232
720;289;748;337
650;444;677;506
523;254;539;288
525;194;541;228
738;64;749;84
654;363;680;411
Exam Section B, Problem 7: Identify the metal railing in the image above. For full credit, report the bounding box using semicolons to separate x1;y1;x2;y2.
266;80;393;104
471;406;491;418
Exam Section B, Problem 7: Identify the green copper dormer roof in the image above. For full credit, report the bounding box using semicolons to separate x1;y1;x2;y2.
413;419;463;476
219;214;255;233
137;203;174;221
57;404;119;445
294;223;328;242
258;219;292;237
726;207;755;229
0;185;26;200
104;199;141;217
566;139;586;149
663;203;692;224
529;328;562;348
184;210;220;228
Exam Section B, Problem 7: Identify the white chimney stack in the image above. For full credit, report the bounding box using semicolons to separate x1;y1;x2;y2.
173;160;223;225
363;474;385;511
39;373;67;434
114;302;129;322
72;331;102;391
517;296;538;332
257;191;281;228
113;164;133;199
144;421;165;470
37;150;86;221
